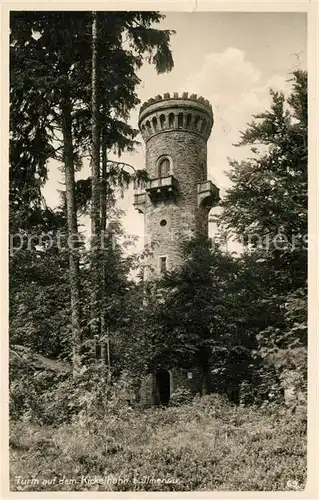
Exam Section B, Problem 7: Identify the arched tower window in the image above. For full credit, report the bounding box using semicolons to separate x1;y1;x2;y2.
194;115;200;131
146;120;152;135
158;156;171;178
178;113;184;128
152;117;158;132
160;114;166;129
168;113;175;128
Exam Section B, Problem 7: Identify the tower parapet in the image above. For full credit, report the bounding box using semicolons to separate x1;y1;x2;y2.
138;92;214;143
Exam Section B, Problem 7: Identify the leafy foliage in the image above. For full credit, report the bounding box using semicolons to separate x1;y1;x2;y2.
218;70;307;402
219;70;307;291
9;20;307;490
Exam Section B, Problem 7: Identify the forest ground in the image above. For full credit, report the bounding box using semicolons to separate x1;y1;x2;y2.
10;395;307;492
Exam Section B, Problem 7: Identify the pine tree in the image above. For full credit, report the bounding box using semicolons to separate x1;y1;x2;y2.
10;11;174;374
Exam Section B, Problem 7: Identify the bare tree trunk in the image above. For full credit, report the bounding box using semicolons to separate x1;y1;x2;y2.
90;11;101;342
100;122;107;234
100;124;110;381
61;85;82;377
106;327;111;384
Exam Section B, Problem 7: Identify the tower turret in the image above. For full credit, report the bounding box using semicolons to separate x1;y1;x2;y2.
134;92;219;279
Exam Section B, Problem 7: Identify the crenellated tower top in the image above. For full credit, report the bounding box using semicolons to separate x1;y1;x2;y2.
138;92;214;142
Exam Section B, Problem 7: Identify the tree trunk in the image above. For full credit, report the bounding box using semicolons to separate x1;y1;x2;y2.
100;123;110;381
100;121;107;234
61;85;82;377
90;11;101;341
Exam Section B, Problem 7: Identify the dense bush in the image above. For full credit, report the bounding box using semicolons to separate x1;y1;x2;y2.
169;387;193;406
10;352;307;492
9;355;141;426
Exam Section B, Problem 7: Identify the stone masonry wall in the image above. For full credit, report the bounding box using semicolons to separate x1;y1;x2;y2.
144;130;208;278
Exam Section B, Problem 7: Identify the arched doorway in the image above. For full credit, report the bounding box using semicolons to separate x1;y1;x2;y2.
155;369;171;405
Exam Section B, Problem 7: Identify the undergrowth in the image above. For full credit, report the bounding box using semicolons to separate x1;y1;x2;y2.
10;393;307;492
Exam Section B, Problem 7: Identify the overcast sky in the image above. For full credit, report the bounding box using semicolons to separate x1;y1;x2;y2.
42;11;307;253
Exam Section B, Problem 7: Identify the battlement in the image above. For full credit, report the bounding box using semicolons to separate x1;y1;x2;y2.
138;92;214;142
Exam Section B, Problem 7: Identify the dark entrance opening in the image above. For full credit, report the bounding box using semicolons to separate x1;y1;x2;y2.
155;369;170;405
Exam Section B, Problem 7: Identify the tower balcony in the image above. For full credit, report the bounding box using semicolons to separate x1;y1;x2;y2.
197;178;220;208
145;175;178;200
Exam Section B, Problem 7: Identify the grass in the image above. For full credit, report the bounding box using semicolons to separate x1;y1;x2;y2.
9;395;307;492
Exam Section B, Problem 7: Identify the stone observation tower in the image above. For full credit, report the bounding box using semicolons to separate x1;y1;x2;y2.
134;92;220;280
